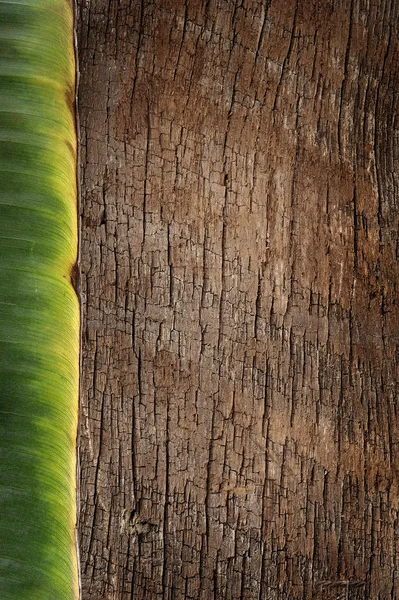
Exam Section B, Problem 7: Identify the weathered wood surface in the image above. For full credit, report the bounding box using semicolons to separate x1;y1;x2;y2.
77;1;399;598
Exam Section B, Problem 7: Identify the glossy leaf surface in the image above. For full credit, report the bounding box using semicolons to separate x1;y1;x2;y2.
0;1;79;598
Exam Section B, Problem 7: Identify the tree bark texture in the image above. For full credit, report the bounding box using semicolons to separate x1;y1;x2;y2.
77;1;399;598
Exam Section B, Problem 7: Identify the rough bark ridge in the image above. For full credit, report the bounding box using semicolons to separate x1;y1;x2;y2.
77;1;399;598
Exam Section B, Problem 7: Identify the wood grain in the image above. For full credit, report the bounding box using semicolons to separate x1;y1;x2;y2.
77;1;399;598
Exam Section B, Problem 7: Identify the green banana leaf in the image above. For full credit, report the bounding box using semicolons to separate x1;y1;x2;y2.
0;1;79;598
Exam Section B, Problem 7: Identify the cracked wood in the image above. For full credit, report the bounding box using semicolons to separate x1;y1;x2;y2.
77;1;399;599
